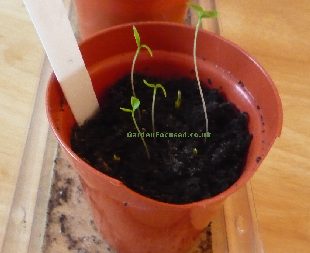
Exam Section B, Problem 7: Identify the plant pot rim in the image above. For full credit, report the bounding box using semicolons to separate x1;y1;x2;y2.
47;21;283;209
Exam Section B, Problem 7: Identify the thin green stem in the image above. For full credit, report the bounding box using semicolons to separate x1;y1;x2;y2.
151;89;157;134
131;47;140;98
194;18;209;138
132;111;150;159
131;48;141;120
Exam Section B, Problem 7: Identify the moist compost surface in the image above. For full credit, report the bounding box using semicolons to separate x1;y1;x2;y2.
71;75;252;204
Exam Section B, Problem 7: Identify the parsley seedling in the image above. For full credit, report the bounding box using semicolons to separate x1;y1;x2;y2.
190;3;217;138
143;80;167;134
120;96;150;159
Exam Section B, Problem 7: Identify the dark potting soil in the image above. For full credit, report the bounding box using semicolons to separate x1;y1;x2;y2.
71;75;252;204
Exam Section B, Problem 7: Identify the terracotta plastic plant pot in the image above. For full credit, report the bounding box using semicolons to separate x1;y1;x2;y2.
46;22;282;253
74;0;189;40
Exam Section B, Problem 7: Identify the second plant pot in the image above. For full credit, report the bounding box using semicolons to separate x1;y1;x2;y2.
47;22;282;253
74;0;189;40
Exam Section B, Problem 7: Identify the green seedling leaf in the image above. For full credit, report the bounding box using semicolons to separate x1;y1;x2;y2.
143;80;167;97
141;44;153;57
133;25;140;47
143;80;167;134
189;3;204;13
156;84;167;97
190;3;218;19
131;96;140;111
200;10;218;19
120;107;132;113
143;79;155;88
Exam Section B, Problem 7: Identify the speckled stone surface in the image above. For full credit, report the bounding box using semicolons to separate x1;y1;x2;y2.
43;149;212;253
